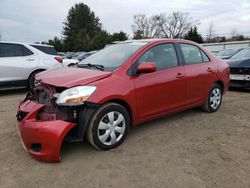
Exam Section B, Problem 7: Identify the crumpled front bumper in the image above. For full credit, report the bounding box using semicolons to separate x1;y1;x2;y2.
16;100;76;162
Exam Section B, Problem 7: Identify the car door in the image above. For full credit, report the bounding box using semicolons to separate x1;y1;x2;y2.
133;43;186;120
0;43;39;83
178;43;216;106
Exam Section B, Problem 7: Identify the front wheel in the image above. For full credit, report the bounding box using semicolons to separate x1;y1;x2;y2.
87;103;130;150
202;84;223;113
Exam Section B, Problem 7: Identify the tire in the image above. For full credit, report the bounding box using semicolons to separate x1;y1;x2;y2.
28;70;43;89
87;103;130;150
202;84;223;113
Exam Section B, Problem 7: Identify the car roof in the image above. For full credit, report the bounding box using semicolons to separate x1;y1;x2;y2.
111;38;198;45
29;43;54;47
0;41;53;47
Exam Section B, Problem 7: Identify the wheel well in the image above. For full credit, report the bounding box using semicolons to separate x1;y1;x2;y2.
215;80;224;92
27;69;46;87
28;69;45;80
68;63;75;67
106;99;133;126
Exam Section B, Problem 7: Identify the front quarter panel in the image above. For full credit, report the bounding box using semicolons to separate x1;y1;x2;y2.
198;44;230;93
86;70;137;124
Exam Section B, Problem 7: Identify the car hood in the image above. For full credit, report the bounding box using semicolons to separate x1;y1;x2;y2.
226;58;250;68
36;67;112;88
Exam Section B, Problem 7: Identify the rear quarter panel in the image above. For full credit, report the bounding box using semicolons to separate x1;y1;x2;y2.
213;58;230;93
197;43;230;93
39;55;62;69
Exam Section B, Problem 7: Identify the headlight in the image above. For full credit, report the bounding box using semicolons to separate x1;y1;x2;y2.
56;86;96;106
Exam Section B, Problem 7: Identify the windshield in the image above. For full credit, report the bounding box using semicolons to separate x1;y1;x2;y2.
216;49;238;56
78;42;147;71
231;48;250;59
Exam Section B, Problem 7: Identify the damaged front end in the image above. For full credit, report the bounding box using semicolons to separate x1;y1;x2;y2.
16;83;98;162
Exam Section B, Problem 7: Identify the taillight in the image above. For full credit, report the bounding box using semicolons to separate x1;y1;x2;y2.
54;57;63;63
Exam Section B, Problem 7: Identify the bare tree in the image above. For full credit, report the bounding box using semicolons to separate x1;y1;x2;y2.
131;14;161;39
207;21;215;42
157;12;196;38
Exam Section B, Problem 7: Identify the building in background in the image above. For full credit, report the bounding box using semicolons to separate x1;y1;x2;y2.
202;40;250;54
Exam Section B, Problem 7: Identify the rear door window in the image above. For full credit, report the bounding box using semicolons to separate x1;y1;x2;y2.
200;50;210;62
0;43;33;57
23;46;34;56
180;44;204;65
31;45;57;55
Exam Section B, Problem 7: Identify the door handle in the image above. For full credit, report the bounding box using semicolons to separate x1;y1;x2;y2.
176;73;184;79
207;67;214;72
26;58;35;61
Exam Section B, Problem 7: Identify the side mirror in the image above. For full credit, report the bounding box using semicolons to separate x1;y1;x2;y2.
137;62;156;74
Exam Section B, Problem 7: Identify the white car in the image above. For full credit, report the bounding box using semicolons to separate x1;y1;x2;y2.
62;58;79;67
0;42;64;89
57;52;79;67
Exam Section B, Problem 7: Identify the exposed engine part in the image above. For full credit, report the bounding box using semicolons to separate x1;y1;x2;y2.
26;84;78;122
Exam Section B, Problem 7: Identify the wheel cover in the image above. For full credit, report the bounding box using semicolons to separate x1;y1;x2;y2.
210;88;221;110
97;111;126;146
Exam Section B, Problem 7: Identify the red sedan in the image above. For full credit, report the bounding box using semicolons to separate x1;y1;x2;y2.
16;39;229;162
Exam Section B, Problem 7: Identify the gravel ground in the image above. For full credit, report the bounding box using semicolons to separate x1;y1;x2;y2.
0;89;250;188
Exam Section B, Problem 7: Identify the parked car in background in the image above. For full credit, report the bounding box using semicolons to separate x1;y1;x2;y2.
58;51;84;67
65;52;75;59
227;48;250;88
72;51;86;59
60;51;96;67
62;58;79;67
0;42;63;89
75;50;97;61
104;41;119;48
57;52;79;67
57;52;66;59
216;48;243;59
16;39;229;162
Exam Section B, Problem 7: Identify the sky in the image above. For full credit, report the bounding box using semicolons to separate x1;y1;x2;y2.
0;0;250;42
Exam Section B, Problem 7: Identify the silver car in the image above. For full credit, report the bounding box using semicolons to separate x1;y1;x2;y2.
0;42;63;89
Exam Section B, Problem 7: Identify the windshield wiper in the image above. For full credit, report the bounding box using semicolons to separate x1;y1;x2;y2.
77;63;104;71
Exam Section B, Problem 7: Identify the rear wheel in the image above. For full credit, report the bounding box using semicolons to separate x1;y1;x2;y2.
28;70;43;89
87;103;130;150
202;84;222;112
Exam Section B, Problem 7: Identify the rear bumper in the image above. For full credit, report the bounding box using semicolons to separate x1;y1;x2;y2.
16;100;76;162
